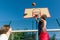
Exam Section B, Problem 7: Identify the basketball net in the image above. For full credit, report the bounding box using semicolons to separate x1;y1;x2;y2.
32;8;41;18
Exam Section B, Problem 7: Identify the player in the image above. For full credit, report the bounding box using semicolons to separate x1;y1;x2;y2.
34;14;50;40
0;25;12;40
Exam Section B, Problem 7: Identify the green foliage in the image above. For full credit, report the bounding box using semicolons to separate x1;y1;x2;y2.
9;32;36;40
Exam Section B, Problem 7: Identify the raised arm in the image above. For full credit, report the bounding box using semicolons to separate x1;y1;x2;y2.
6;28;12;38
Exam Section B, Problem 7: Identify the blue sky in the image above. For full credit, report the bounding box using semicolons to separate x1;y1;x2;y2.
0;0;60;30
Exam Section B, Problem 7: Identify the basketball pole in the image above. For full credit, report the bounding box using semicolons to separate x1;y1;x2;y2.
36;18;38;40
32;3;38;40
32;2;39;40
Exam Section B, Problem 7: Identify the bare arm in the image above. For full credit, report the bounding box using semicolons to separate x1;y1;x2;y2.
42;20;47;32
6;28;12;38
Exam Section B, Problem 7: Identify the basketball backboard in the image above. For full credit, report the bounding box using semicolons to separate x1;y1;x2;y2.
24;8;51;18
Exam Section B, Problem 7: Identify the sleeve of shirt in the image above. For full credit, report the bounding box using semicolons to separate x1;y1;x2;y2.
0;34;8;40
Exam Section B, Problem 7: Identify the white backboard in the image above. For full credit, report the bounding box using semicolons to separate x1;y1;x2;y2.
24;8;51;18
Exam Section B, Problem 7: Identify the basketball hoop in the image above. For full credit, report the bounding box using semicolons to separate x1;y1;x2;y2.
32;8;41;18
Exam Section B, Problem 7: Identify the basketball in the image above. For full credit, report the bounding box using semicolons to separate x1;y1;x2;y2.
32;2;36;6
